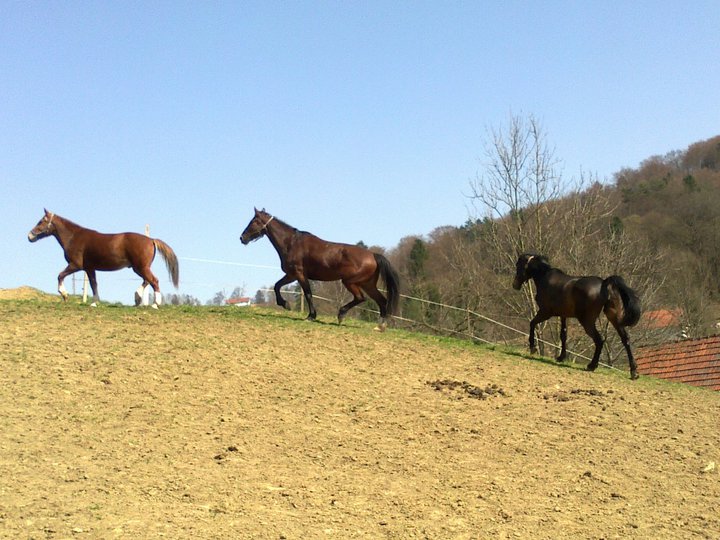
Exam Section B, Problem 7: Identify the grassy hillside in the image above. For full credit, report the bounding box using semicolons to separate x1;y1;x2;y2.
1;294;719;539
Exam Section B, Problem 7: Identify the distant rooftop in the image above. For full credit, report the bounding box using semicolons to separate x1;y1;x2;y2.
642;308;682;329
636;335;720;391
226;297;252;305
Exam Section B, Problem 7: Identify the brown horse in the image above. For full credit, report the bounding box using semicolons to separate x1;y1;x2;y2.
240;208;400;330
28;209;179;308
513;254;642;379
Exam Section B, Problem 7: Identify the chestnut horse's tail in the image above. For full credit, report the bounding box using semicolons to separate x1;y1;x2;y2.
374;253;400;316
603;275;641;327
153;239;180;289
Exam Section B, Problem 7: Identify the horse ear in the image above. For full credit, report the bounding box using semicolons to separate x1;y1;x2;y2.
525;254;541;271
526;255;547;271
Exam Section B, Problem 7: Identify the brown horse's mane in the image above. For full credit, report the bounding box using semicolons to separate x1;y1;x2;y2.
53;213;97;234
271;215;312;239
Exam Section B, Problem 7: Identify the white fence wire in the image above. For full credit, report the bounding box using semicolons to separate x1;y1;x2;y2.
142;254;623;373
263;287;622;373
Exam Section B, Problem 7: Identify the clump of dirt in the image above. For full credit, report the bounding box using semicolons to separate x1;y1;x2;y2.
427;378;507;399
543;387;609;402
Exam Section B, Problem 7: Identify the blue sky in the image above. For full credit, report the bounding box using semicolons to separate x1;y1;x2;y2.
2;1;719;303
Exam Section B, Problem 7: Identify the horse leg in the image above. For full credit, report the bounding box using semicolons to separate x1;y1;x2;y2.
612;322;639;380
274;274;295;310
556;317;568;362
529;312;551;355
86;269;100;307
134;266;161;308
581;319;604;372
361;282;389;332
57;264;80;301
135;280;149;306
148;272;161;309
338;282;365;325
297;277;317;321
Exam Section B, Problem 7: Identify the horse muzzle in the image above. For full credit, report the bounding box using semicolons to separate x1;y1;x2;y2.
28;232;38;242
240;231;262;245
512;278;523;290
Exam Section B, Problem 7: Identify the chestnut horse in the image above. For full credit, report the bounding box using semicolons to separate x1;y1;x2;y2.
513;254;641;379
240;208;400;331
28;209;179;308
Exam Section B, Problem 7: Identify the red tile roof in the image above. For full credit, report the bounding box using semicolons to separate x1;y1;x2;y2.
642;308;682;329
636;336;720;391
226;297;252;305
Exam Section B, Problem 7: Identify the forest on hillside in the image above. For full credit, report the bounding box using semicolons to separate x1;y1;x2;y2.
298;116;720;369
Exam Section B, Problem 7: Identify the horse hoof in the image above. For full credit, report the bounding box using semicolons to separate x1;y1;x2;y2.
555;356;566;363
151;304;159;310
585;365;598;372
373;324;387;333
630;372;639;380
90;302;98;308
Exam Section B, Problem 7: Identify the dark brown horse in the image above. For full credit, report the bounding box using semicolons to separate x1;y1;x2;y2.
513;254;642;379
240;208;400;330
28;209;179;308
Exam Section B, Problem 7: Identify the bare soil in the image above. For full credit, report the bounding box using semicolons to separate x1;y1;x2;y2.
1;292;718;539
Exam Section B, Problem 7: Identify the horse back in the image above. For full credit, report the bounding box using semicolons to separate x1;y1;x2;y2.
537;271;604;318
293;234;376;282
78;230;155;271
570;276;606;316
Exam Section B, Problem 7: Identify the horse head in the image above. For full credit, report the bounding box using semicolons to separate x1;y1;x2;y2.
513;253;547;289
240;208;274;245
28;209;56;243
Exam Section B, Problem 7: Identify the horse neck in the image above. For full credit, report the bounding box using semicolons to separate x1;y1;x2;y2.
264;218;297;257
528;262;554;286
52;215;84;249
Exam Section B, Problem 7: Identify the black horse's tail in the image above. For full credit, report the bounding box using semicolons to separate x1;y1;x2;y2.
602;275;641;327
374;253;400;316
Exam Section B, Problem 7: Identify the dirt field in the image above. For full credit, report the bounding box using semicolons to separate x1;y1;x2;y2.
1;290;719;539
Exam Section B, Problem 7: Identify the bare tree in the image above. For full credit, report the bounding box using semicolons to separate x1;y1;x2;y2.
461;113;664;364
465;114;570;351
469;114;565;254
